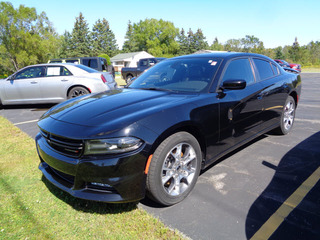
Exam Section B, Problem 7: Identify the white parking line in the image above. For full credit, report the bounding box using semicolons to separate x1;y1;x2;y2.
295;118;320;124
13;119;39;126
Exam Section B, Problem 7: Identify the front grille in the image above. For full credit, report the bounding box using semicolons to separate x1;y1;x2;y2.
41;130;84;157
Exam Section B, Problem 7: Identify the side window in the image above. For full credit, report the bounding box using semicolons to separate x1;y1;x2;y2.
89;59;98;69
149;59;156;66
140;59;148;67
271;63;279;75
15;67;44;79
82;59;89;66
253;59;274;81
62;67;72;76
66;59;79;64
222;58;255;85
101;59;107;71
46;66;61;76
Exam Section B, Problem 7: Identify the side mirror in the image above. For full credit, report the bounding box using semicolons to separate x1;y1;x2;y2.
222;79;246;90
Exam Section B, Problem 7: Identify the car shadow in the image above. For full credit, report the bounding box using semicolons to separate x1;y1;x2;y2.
41;176;138;214
245;131;320;239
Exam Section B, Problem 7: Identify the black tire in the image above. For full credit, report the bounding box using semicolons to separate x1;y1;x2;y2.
146;132;201;206
68;87;90;99
274;96;296;135
126;75;133;84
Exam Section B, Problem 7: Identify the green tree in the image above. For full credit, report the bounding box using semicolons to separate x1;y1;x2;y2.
241;35;264;53
122;18;179;57
307;41;320;65
92;18;118;57
210;37;224;51
122;21;136;52
0;2;59;73
58;31;73;58
69;12;92;57
274;46;285;59
177;28;189;55
177;28;208;55
224;39;241;52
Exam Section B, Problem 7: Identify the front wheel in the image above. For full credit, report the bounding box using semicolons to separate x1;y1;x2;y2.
68;87;90;99
274;96;296;135
146;132;201;206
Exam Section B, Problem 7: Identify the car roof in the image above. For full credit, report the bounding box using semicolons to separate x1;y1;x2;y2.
171;52;274;61
22;63;81;68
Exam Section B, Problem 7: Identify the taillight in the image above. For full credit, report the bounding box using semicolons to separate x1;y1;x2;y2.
101;74;107;83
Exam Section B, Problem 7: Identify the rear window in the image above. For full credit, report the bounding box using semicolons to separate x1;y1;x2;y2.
74;64;98;73
82;59;98;70
253;58;274;81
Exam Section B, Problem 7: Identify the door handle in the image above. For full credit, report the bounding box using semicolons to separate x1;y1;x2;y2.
61;79;68;82
30;81;38;84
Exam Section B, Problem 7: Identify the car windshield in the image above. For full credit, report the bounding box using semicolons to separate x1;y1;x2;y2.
74;64;98;73
129;58;221;93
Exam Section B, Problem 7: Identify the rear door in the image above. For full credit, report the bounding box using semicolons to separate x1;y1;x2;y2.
39;66;73;101
214;57;264;156
253;58;289;130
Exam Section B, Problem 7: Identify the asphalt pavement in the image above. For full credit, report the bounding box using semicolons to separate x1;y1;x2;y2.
1;73;320;240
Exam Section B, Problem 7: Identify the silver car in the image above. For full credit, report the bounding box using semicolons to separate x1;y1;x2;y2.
0;63;117;105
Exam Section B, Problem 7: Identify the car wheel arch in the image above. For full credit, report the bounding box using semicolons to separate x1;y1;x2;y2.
289;90;298;107
66;85;91;97
146;123;207;170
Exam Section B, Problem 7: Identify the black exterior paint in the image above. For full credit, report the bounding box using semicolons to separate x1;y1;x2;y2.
36;52;301;203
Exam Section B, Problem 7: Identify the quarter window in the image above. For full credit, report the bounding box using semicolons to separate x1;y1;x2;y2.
253;59;274;81
222;58;255;85
271;63;279;75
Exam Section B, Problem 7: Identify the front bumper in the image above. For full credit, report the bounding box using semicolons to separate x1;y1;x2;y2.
36;133;147;203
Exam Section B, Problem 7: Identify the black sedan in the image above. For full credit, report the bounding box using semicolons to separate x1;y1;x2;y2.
36;52;301;206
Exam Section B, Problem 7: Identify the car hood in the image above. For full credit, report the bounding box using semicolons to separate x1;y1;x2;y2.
41;88;198;128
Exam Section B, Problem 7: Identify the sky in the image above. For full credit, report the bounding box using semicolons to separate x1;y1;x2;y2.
8;0;320;49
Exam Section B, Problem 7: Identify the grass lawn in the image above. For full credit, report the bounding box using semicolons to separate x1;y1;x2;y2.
115;75;126;87
0;117;184;240
302;67;320;73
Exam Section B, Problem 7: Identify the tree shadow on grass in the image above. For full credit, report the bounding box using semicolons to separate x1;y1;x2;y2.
41;176;138;214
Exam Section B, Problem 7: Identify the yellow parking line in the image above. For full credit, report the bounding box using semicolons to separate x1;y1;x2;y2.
251;167;320;240
13;119;38;126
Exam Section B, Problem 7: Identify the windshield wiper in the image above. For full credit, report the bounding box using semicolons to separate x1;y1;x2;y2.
140;87;174;92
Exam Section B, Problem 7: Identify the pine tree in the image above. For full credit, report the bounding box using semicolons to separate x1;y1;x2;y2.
92;18;118;57
122;21;136;52
177;28;189;55
70;12;92;57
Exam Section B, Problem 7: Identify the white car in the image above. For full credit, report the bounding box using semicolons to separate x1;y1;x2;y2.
0;63;117;105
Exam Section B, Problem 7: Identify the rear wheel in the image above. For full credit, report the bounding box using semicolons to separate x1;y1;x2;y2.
68;87;90;99
146;132;201;206
126;75;133;84
274;96;296;135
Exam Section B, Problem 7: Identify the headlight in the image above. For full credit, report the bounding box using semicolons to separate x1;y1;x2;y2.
84;137;143;155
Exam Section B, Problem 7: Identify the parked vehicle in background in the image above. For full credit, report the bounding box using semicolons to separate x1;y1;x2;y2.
274;59;301;72
36;52;301;206
0;63;117;105
49;57;115;77
289;63;301;72
121;57;166;84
